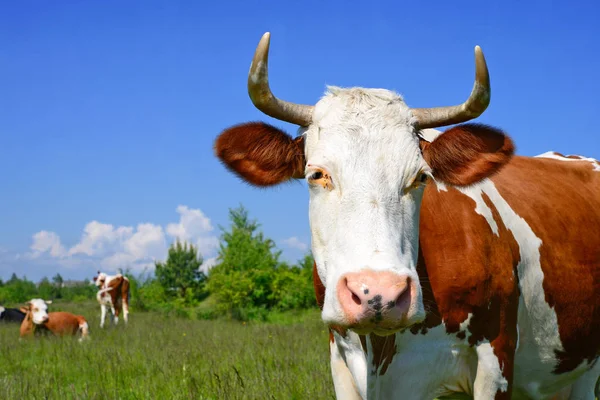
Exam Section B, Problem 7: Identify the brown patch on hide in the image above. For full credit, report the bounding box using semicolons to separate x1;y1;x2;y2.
490;156;600;373
418;180;521;393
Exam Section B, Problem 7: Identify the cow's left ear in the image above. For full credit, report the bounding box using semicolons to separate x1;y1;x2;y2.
420;123;515;186
215;122;305;186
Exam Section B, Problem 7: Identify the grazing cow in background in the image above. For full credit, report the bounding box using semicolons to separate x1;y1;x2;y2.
0;306;26;323
93;271;130;328
19;298;89;342
214;32;599;399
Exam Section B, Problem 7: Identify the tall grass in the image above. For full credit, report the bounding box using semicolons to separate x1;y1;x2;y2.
0;301;334;399
3;302;591;400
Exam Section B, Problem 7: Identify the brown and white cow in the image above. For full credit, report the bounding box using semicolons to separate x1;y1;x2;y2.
93;271;130;328
214;32;599;399
19;298;90;342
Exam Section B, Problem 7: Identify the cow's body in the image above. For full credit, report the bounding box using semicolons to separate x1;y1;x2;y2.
318;153;600;399
93;272;130;328
214;32;599;399
20;312;89;341
0;306;26;323
19;299;89;342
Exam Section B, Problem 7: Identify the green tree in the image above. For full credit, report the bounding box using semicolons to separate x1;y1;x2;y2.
49;273;64;299
37;277;57;300
271;253;317;311
60;282;96;301
154;241;207;304
207;205;282;318
8;273;18;284
52;273;64;286
0;275;37;304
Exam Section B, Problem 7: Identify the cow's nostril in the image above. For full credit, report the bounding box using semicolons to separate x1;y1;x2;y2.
344;277;362;306
394;279;411;308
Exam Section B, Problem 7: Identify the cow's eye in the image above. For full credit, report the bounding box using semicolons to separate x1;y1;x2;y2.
404;171;429;194
307;167;333;190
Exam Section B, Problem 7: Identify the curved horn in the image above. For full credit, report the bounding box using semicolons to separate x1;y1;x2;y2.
247;32;314;126
412;46;490;129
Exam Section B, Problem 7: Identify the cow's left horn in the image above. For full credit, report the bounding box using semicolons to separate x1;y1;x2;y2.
412;46;490;129
247;32;314;127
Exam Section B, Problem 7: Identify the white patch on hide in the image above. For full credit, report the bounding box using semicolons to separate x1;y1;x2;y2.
536;151;600;172
474;341;509;397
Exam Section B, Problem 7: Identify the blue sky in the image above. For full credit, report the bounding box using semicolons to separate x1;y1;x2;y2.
1;0;598;281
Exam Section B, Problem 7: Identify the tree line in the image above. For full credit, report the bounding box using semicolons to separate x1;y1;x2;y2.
0;273;96;304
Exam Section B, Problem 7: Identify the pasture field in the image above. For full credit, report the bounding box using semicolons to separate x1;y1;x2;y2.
4;301;590;400
0;301;334;399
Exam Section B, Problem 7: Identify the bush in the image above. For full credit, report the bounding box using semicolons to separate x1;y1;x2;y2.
0;274;39;304
60;282;96;301
134;279;169;311
154;241;208;305
208;205;317;320
271;265;316;311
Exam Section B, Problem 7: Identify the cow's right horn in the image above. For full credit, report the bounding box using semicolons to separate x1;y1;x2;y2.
412;46;491;129
247;32;314;127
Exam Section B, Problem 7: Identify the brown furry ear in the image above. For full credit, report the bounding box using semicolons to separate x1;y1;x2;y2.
421;123;515;186
214;122;305;186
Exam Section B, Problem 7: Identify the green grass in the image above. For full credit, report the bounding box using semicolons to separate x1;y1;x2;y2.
3;301;592;400
0;301;334;399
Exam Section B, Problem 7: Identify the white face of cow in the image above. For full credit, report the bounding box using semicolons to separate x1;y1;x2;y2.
304;87;428;334
94;272;107;288
28;298;52;324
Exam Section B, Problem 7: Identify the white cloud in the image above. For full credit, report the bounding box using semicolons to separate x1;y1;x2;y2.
124;223;166;260
30;231;66;258
167;205;212;238
166;205;218;254
100;252;137;269
26;205;219;274
281;236;308;251
68;221;133;256
201;256;219;273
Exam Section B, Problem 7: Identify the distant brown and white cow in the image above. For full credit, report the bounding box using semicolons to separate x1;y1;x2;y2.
93;271;130;328
19;298;89;342
214;32;599;399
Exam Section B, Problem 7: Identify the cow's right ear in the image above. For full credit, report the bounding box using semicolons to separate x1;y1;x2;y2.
19;307;28;313
420;123;514;186
214;122;305;186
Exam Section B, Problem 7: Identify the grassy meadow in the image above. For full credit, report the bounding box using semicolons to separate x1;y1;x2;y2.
3;301;594;400
0;301;334;399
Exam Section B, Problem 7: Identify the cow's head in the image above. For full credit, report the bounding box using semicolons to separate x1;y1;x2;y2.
22;299;52;324
215;33;514;336
93;271;107;288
